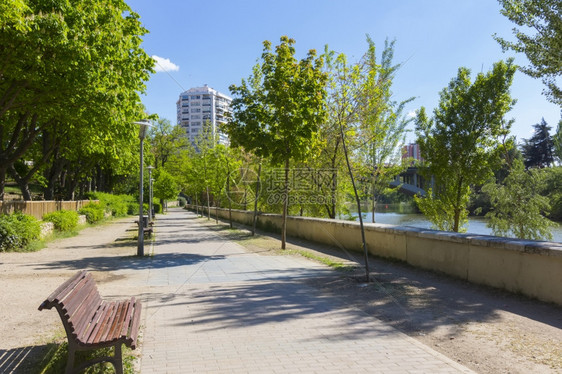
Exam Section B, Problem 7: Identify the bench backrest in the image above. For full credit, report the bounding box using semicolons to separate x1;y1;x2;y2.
39;271;102;340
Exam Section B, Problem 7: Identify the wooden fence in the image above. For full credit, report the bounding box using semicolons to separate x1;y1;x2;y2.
0;200;98;220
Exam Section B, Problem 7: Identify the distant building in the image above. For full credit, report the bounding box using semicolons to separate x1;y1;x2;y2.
176;85;231;145
402;143;422;163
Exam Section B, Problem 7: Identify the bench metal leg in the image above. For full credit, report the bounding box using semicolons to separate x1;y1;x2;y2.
114;344;124;374
65;344;76;374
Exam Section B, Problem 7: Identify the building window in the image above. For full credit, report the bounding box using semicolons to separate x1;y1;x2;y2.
190;95;201;100
191;115;200;120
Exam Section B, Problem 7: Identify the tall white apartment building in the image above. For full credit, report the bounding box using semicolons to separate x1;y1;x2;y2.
176;85;232;145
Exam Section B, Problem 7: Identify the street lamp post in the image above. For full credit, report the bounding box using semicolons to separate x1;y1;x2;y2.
135;119;151;256
147;166;154;222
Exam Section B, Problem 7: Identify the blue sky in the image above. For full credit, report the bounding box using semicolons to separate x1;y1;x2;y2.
128;0;561;143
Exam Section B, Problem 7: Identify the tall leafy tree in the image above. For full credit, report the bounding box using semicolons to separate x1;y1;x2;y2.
149;118;188;169
227;36;327;249
521;118;554;168
415;60;516;232
0;0;153;199
553;116;562;164
356;37;414;223
483;159;556;240
495;0;562;105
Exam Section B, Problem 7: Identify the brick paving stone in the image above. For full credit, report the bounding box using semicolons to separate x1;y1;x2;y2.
139;209;474;373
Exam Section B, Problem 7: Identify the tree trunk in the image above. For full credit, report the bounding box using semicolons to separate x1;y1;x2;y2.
281;158;290;249
251;162;261;236
340;123;370;281
206;186;211;220
0;167;6;200
8;165;32;200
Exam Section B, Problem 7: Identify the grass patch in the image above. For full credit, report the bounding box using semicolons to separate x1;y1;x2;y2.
34;341;137;374
286;249;355;272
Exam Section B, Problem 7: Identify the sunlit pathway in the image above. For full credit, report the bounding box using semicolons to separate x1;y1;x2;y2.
139;209;473;373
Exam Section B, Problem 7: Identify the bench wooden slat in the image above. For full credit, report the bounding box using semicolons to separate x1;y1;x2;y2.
61;276;96;317
101;301;124;343
39;271;86;311
79;303;106;345
128;300;142;349
72;287;102;339
117;299;133;340
85;301;111;345
109;301;129;342
89;301;116;345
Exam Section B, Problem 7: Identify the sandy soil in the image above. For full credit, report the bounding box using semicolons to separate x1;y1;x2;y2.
0;217;140;372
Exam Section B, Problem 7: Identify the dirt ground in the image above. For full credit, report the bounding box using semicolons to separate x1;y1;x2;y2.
198;218;562;374
0;217;141;372
1;212;561;374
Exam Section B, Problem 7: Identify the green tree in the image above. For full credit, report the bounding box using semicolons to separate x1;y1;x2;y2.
356;37;414;223
153;169;179;211
483;159;557;240
553;116;562;164
495;0;562;105
415;60;516;232
521;118;554;168
0;0;153;199
149;118;189;169
227;36;327;249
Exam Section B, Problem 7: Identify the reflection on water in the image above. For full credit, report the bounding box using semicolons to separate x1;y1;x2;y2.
352;205;562;243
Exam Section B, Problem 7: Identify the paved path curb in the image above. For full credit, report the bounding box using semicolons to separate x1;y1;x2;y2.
138;209;474;373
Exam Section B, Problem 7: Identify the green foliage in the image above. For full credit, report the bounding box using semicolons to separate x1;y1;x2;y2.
483;159;557;240
38;341;136;374
43;210;79;232
153;169;179;202
0;0;154;199
178;196;187;207
78;203;105;224
553;117;562;164
543;166;562;220
521;118;554;168
415;60;516;232
0;212;41;252
86;192;135;217
355;37;414;223
495;0;562;105
227;36;328;248
153;202;162;214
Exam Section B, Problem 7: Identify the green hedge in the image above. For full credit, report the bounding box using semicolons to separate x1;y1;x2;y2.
79;202;105;224
85;192;135;217
0;212;41;252
153;202;162;214
43;210;79;232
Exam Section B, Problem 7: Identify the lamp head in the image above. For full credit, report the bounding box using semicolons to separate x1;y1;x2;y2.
134;119;152;140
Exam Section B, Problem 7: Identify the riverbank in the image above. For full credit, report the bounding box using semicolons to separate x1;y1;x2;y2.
356;210;562;243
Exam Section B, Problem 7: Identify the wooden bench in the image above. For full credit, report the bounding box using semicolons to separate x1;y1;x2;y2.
39;271;142;374
134;220;154;237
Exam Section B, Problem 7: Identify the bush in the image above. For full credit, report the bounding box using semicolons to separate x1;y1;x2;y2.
85;192;135;217
0;212;41;252
43;210;79;232
153;202;162;214
79;203;105;224
178;196;187;207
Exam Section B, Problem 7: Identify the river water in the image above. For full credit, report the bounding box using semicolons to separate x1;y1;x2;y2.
354;207;562;243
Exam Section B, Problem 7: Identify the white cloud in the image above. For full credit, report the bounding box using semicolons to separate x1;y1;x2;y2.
407;110;417;119
152;55;179;73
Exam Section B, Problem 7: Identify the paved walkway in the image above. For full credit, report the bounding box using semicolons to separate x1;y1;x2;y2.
134;209;473;373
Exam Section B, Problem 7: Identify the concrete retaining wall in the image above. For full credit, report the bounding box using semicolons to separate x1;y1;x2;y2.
187;205;562;305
